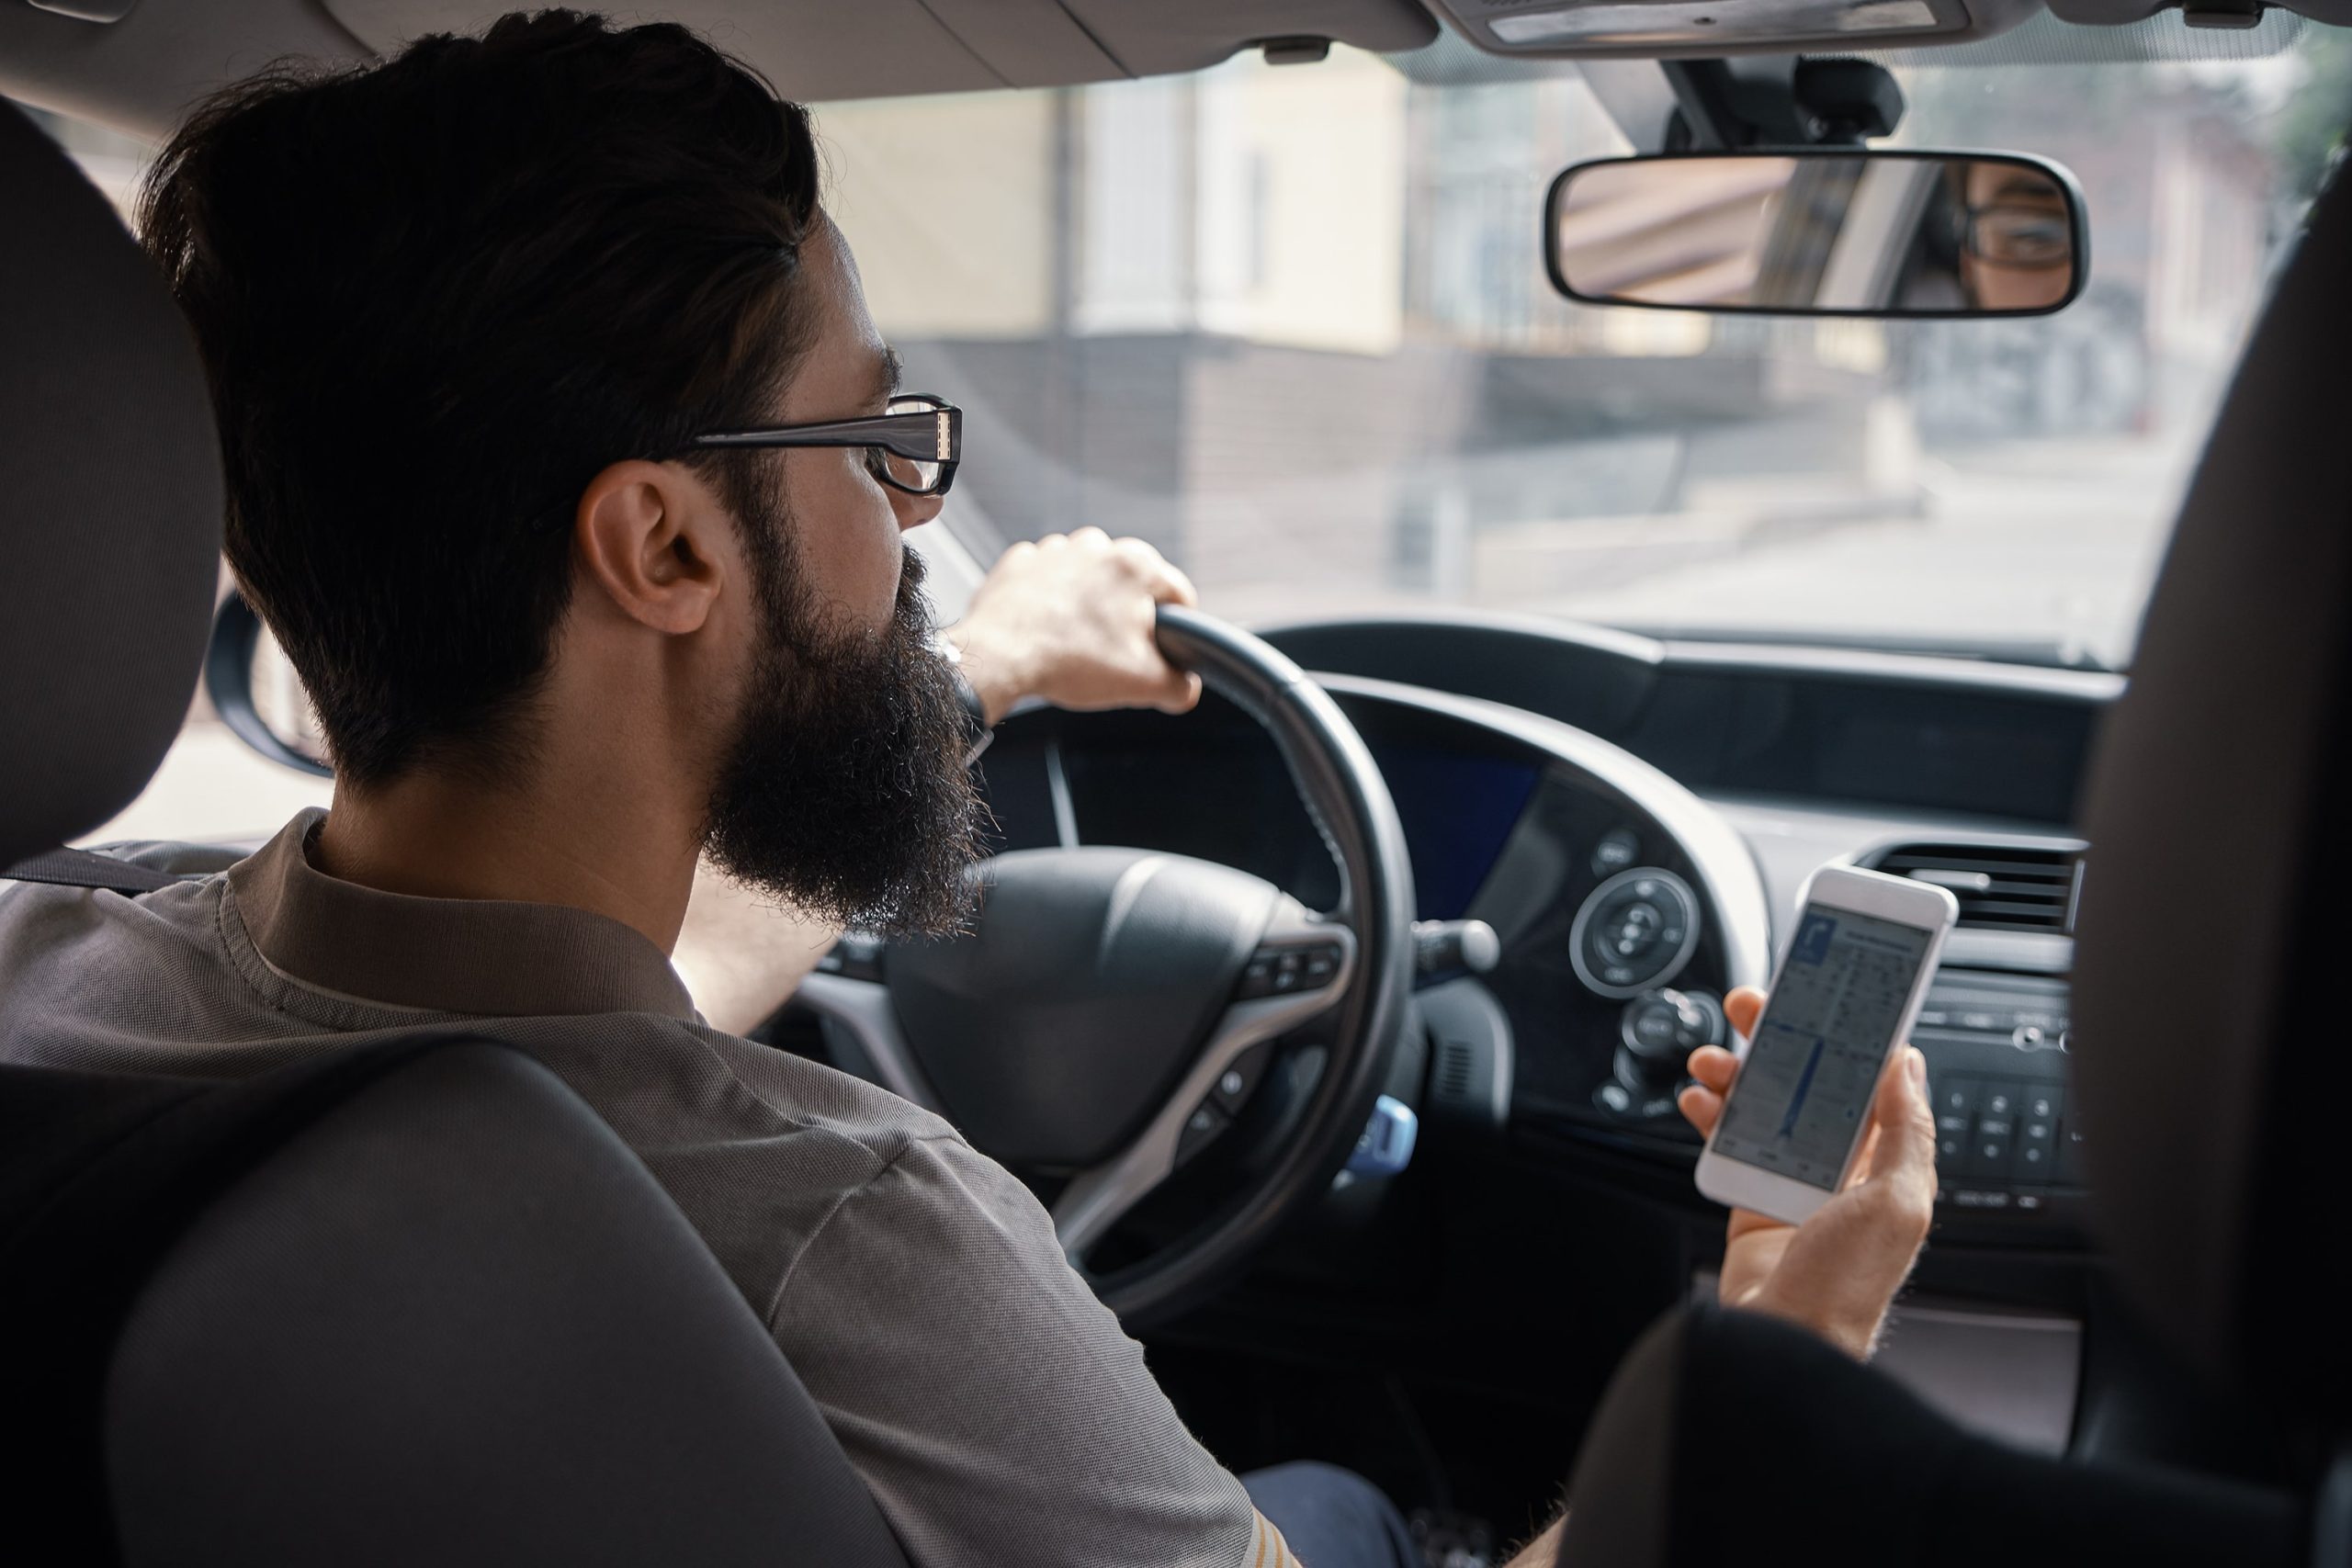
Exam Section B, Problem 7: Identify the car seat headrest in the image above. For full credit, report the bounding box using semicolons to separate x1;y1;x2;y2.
2070;158;2352;1423
0;101;221;865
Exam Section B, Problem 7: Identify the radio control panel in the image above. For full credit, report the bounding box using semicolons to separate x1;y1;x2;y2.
1910;968;2080;1220
1566;962;2086;1232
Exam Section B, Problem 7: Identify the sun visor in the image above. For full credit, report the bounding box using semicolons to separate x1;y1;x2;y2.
1420;0;2045;58
1427;0;2352;58
321;0;1437;98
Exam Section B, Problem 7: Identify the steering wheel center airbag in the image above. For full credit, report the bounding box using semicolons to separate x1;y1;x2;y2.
887;847;1279;1167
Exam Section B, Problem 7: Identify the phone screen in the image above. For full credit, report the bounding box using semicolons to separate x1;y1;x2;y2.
1712;905;1936;1190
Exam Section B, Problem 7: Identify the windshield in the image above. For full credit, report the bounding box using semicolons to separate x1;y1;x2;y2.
821;39;2349;670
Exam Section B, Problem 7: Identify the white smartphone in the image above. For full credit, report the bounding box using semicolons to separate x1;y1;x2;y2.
1694;863;1959;1225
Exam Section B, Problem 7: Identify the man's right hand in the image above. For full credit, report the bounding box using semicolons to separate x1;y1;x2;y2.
1676;986;1939;1360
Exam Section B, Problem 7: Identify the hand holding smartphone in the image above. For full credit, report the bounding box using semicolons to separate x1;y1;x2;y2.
1694;864;1957;1226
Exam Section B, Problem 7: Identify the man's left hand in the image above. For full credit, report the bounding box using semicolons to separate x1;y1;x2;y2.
1678;985;1938;1360
948;527;1204;724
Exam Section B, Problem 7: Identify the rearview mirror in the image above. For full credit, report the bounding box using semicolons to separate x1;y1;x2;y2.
1544;151;2086;318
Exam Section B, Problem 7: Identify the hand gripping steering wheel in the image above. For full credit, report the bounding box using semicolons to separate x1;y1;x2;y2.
862;606;1418;1324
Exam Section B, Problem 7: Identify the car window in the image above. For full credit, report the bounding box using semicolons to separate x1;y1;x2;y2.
19;38;2351;845
820;37;2351;671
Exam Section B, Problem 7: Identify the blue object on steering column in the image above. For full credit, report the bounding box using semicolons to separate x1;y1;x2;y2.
1346;1095;1419;1177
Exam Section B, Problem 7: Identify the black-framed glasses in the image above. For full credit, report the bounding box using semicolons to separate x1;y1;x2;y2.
694;393;961;497
1963;206;2074;269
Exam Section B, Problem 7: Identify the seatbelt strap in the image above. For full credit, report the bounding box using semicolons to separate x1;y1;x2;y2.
0;847;196;896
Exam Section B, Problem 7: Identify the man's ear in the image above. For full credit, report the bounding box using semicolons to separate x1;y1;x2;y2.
573;459;729;635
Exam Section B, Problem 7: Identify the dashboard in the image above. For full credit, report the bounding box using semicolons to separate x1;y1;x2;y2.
771;608;2121;1456
970;612;2098;1252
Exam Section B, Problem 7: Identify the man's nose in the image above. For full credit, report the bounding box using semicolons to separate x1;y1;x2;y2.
894;489;946;532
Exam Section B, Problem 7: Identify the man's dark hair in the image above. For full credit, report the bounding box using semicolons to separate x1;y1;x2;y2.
140;10;820;786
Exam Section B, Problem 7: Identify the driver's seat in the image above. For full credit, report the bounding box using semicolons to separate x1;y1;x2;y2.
1555;140;2352;1565
0;99;907;1567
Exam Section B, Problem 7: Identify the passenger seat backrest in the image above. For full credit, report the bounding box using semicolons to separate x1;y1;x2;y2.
1557;1306;2303;1567
2068;138;2352;1422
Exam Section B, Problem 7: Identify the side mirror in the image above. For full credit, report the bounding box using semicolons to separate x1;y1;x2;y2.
206;590;333;778
1544;151;2086;318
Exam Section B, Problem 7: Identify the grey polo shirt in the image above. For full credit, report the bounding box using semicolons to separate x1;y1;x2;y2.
0;808;1290;1568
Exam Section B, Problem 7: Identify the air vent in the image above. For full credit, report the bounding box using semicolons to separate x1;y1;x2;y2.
1870;843;2081;933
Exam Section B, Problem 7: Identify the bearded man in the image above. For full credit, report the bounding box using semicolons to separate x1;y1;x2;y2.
0;16;1942;1568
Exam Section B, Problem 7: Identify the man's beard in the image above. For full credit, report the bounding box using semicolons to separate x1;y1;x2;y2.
700;492;983;938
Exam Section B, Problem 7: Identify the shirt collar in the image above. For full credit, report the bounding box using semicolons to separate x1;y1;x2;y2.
225;808;697;1021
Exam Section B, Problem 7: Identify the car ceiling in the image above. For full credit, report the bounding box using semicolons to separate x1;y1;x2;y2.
2;0;2345;143
0;0;1442;135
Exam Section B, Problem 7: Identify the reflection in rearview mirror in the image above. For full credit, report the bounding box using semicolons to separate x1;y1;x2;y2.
1544;152;2085;318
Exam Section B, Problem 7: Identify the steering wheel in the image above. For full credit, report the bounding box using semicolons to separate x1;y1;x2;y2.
808;606;1416;1324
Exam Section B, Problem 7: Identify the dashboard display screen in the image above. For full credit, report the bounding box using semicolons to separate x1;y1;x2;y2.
1711;906;1933;1190
1049;730;1539;923
1374;746;1541;921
